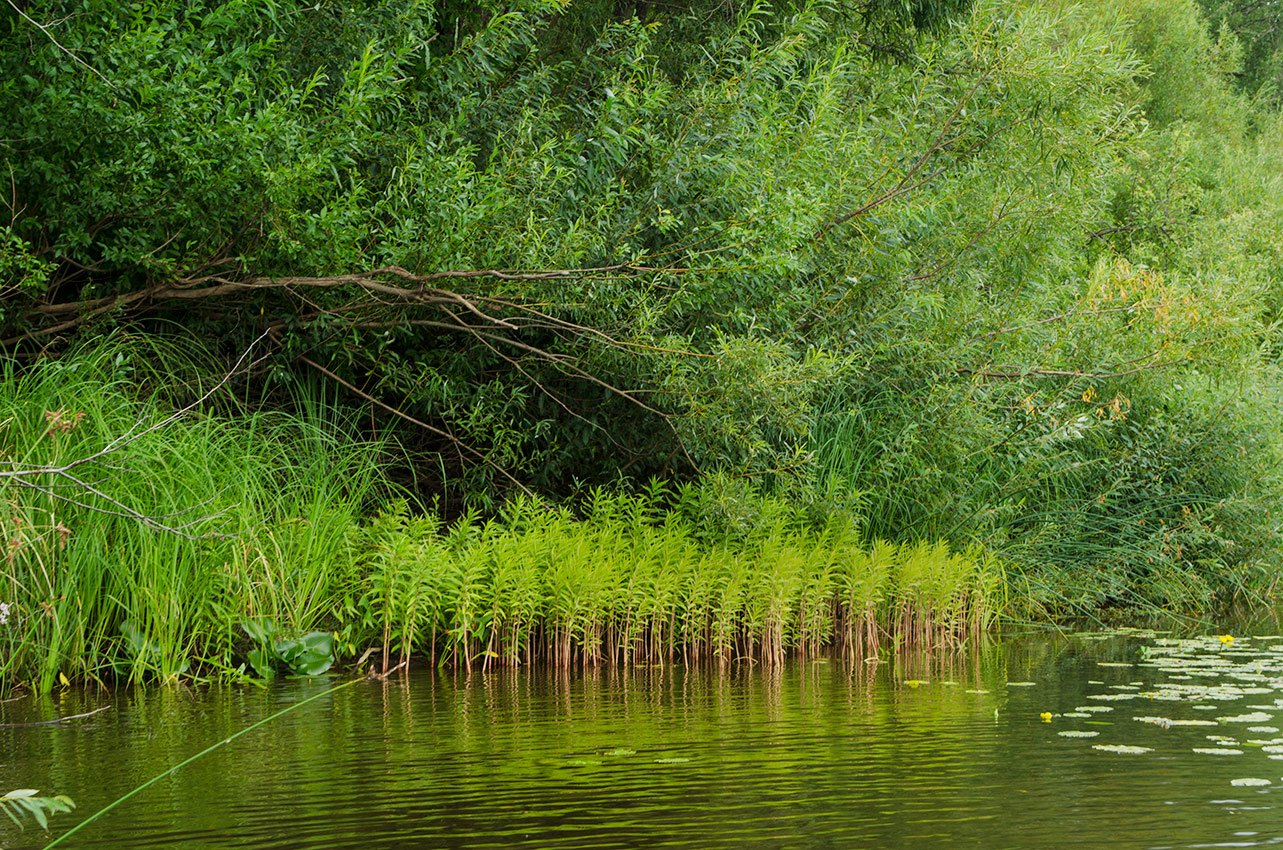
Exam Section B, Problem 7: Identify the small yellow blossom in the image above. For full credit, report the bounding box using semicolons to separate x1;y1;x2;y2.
1040;712;1053;722
1219;634;1234;644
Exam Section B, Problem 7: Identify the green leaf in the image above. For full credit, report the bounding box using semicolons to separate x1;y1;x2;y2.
246;648;277;679
240;618;277;644
298;631;335;656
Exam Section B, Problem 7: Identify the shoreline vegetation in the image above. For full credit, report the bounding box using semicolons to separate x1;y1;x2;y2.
6;0;1283;696
0;340;1001;693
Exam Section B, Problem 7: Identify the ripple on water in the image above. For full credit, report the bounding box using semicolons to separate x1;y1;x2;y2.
14;631;1283;849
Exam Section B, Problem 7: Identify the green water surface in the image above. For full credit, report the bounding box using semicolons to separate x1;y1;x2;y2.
6;630;1283;849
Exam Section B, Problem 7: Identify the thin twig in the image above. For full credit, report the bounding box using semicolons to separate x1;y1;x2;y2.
955;356;1188;380
5;0;117;90
0;331;270;538
295;354;534;496
0;705;111;728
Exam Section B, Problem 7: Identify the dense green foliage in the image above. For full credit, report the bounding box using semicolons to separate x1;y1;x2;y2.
3;0;1283;678
0;340;1000;690
348;491;999;672
0;336;388;692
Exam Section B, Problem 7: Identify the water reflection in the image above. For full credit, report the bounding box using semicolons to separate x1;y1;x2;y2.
7;633;1283;848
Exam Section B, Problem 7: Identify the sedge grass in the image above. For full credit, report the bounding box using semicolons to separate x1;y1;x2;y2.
0;336;388;694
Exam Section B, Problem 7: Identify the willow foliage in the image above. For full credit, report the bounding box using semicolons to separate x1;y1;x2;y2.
2;0;1281;611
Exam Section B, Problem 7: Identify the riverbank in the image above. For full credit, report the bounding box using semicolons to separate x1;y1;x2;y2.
1;340;1273;696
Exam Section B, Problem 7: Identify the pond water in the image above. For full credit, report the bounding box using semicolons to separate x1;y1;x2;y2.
9;628;1283;849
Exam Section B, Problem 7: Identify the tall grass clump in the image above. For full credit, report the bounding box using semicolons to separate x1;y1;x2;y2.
0;335;388;694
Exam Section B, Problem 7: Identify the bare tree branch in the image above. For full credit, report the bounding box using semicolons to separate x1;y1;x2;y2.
294;353;535;496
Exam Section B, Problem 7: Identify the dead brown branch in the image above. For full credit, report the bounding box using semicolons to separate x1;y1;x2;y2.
11;264;669;347
8;263;703;478
955;355;1188;381
0;705;112;728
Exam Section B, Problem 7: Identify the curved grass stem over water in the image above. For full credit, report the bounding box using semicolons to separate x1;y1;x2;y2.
39;677;362;849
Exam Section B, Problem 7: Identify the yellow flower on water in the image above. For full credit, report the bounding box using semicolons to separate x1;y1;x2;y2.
1040;712;1053;722
1219;634;1234;644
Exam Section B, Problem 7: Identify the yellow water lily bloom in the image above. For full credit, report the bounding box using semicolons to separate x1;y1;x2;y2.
1040;712;1053;722
1219;634;1234;644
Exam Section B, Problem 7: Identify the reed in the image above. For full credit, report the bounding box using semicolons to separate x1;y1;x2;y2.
348;491;1006;671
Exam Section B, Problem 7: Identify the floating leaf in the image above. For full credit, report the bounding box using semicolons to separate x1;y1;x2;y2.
1231;778;1271;787
1193;748;1243;755
1135;716;1217;727
1058;730;1099;738
1092;744;1153;754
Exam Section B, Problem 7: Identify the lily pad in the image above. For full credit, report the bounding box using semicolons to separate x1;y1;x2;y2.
1092;744;1153;754
1058;730;1100;738
1135;716;1218;727
1231;778;1271;787
1192;748;1243;755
